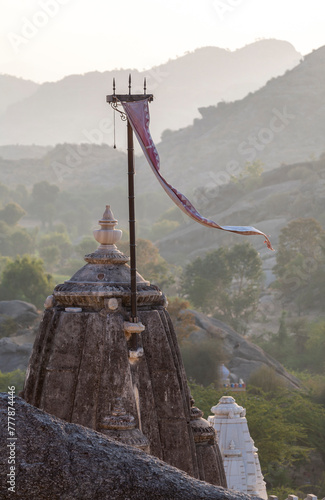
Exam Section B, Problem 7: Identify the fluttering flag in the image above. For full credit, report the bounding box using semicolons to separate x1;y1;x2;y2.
121;98;274;250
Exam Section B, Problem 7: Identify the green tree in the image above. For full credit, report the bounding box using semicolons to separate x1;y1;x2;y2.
10;229;35;256
0;202;25;225
0;255;54;308
273;218;325;312
0;183;10;204
303;320;325;374
14;184;29;209
231;160;264;191
0;220;35;258
119;238;175;288
0;221;12;255
180;247;231;312
221;242;263;332
30;181;59;228
75;236;97;258
189;382;325;493
277;310;288;346
150;219;180;240
167;296;198;343
180;243;263;333
39;245;61;272
248;365;287;393
181;338;223;386
31;181;59;205
38;232;72;262
0;369;26;392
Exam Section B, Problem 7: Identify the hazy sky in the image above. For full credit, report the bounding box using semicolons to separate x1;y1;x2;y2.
1;0;325;83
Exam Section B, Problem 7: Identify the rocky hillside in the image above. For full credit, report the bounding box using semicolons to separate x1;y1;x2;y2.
185;309;301;389
0;39;301;145
156;156;325;279
0;301;40;372
0;300;299;392
0;75;39;115
151;45;325;194
1;46;322;212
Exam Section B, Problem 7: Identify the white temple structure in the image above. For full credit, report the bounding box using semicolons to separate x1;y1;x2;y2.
208;396;267;500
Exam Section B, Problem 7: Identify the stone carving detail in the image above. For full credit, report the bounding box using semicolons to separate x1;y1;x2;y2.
99;398;150;452
100;398;136;430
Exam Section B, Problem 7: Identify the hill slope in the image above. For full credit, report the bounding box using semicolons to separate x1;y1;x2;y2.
0;75;39;115
156;156;325;273
0;40;300;145
152;45;325;194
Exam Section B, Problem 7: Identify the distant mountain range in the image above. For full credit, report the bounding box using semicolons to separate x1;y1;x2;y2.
149;44;325;195
0;39;301;146
1;42;324;280
0;75;39;116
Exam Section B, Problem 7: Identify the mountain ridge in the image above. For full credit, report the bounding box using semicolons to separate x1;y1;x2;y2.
0;39;301;146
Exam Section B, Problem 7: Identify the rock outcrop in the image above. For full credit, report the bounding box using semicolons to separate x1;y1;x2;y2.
0;394;261;500
0;300;38;326
0;301;40;373
0;338;33;372
186;310;301;389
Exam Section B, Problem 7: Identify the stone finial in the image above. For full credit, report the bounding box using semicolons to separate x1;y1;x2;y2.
93;205;122;247
84;205;129;265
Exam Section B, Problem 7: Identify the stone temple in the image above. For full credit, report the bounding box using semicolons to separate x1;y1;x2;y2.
22;205;227;487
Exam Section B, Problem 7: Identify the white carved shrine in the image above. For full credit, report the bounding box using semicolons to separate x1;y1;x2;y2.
208;395;267;500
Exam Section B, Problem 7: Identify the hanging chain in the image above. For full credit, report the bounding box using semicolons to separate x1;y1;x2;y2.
110;101;127;149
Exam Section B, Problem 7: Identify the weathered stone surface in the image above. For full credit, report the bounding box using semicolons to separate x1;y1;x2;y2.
190;401;227;487
24;306;207;479
0;394;261;500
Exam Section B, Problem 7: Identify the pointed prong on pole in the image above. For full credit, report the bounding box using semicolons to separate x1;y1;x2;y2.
128;74;131;95
144;77;147;95
113;77;116;95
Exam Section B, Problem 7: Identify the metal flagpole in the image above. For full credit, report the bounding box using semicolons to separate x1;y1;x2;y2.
106;75;153;323
127;116;137;321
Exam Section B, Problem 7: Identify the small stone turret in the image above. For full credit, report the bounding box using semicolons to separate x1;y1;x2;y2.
190;397;227;486
23;206;226;487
